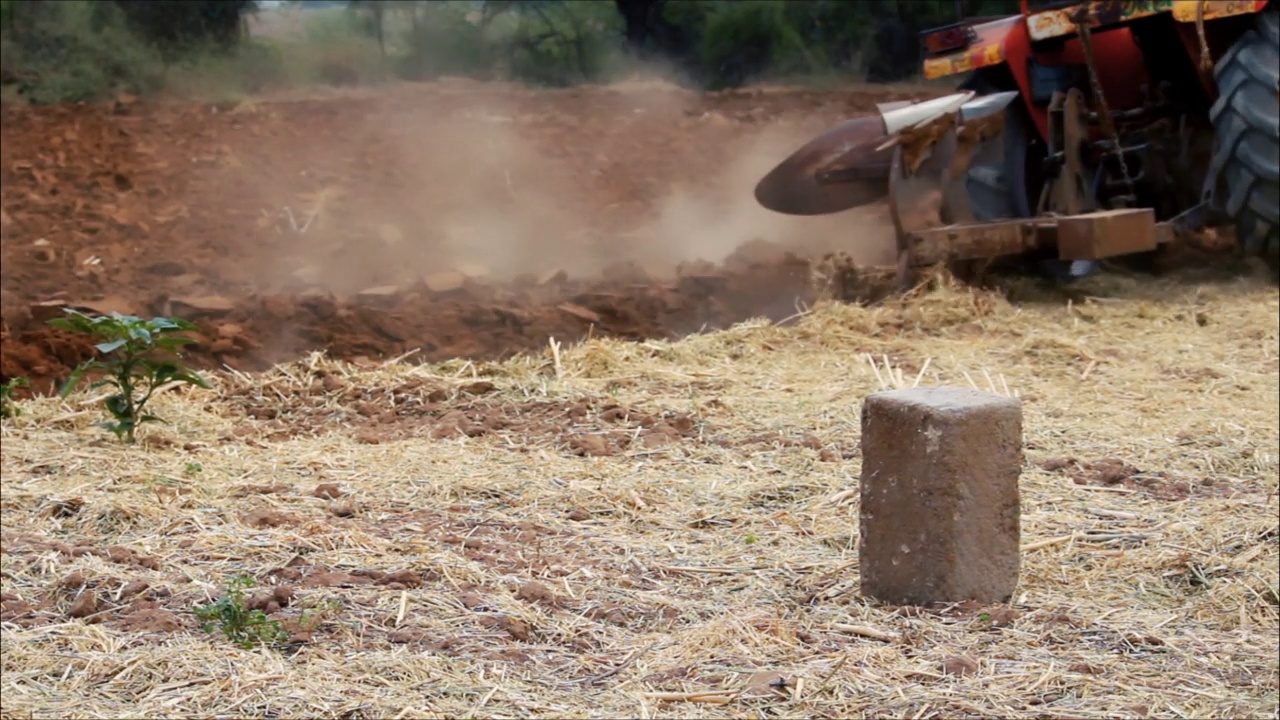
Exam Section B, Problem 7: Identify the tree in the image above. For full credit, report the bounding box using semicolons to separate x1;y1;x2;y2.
613;0;698;69
348;0;387;65
610;0;1025;85
112;0;257;57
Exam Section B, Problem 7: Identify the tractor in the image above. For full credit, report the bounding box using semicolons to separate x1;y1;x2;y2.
755;0;1279;285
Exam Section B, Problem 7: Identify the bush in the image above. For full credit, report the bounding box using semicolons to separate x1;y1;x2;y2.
0;0;276;104
113;0;253;60
501;1;627;87
393;1;626;87
160;40;293;102
394;3;493;81
0;0;165;103
697;1;813;89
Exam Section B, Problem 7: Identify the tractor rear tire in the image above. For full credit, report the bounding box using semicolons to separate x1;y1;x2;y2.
960;70;1043;223
1208;7;1280;267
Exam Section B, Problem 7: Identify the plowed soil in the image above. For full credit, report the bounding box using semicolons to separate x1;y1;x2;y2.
0;80;938;394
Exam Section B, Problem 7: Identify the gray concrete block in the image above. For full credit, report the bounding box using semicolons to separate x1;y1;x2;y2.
859;386;1022;606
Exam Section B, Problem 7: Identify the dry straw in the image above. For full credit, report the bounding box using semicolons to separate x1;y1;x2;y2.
1;270;1277;719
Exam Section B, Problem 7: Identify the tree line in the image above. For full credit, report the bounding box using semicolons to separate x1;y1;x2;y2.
0;0;1024;102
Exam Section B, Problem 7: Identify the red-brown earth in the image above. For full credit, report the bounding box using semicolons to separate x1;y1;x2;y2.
0;81;937;395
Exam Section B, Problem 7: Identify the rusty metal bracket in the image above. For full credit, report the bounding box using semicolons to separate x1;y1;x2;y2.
888;140;951;289
1047;88;1093;217
943;110;1007;224
900;207;1175;269
1057;208;1159;260
905;218;1051;267
898;112;958;177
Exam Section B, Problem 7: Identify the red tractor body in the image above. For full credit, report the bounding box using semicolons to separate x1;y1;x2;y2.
922;1;1269;143
753;0;1278;284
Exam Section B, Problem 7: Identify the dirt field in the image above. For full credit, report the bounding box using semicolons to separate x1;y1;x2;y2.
0;80;924;396
1;81;1278;718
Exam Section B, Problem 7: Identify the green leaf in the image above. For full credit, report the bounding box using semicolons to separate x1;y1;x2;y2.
105;394;132;419
59;365;89;399
149;361;208;389
172;371;211;389
151;362;181;386
95;339;128;354
153;335;197;353
94;420;126;437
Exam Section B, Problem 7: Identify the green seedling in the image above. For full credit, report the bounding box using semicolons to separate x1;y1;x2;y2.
298;599;341;632
49;310;209;443
1;377;29;418
194;576;288;650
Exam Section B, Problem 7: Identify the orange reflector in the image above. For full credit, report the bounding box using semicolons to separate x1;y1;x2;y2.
923;25;975;55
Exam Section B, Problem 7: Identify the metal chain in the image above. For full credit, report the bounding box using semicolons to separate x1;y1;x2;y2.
1070;8;1137;206
1196;0;1213;72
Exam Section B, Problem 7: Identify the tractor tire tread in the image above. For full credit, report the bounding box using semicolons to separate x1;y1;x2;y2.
1208;7;1280;260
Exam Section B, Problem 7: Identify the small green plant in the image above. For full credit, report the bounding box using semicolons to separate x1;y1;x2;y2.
49;310;209;443
183;461;204;476
1;377;29;418
298;599;341;632
194;576;289;649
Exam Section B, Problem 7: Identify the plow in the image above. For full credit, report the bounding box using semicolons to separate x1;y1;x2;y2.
756;0;1280;288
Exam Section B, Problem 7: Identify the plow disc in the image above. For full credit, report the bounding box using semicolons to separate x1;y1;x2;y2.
753;115;896;216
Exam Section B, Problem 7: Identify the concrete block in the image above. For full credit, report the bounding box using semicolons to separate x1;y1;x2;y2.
859;386;1022;606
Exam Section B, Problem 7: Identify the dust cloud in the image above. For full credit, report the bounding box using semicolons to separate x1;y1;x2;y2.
638;122;899;271
238;72;900;297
